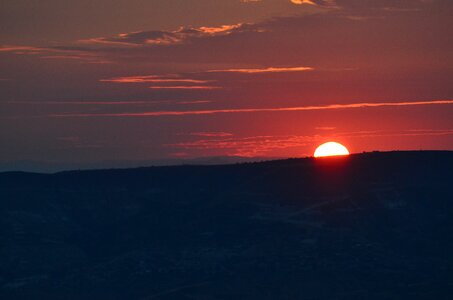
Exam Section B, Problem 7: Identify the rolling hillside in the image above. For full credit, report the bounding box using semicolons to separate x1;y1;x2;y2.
1;151;452;299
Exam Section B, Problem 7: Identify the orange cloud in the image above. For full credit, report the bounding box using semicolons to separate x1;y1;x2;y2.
100;75;218;90
198;24;243;34
291;0;316;5
79;23;249;47
101;75;210;84
0;46;45;52
291;0;338;7
148;86;221;90
208;66;314;73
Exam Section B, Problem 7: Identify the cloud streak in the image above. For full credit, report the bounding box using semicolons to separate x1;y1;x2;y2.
208;66;314;73
291;0;316;5
79;24;251;47
148;85;221;90
291;0;338;7
100;75;211;84
99;67;313;92
0;45;109;63
100;75;219;90
187;132;234;137
50;99;453;118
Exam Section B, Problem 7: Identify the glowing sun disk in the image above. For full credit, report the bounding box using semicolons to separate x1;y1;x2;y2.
314;142;350;158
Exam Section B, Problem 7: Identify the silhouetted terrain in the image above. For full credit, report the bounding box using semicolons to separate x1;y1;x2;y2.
1;151;452;299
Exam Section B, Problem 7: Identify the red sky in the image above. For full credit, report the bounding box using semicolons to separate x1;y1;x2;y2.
0;0;452;169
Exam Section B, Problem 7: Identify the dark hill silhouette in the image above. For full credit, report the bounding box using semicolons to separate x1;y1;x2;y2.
0;151;452;299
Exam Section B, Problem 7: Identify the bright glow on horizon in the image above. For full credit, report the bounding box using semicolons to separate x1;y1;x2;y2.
314;142;350;158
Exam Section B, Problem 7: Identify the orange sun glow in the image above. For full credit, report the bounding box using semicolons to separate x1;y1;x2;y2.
314;142;350;158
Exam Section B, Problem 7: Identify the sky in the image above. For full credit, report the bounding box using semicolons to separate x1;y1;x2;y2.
1;0;452;170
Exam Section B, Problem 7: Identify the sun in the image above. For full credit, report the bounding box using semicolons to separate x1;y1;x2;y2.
314;142;350;158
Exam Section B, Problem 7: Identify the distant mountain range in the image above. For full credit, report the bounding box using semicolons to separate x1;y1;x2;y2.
0;156;279;173
1;151;452;299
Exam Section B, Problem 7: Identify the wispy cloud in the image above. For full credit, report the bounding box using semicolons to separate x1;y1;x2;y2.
187;132;234;137
0;23;261;65
79;24;251;47
100;67;313;91
100;75;211;84
148;86;221;90
0;46;45;53
2;1;443;68
208;66;314;73
0;45;108;63
100;75;219;90
291;0;338;7
178;100;213;105
291;0;316;5
49;99;453;118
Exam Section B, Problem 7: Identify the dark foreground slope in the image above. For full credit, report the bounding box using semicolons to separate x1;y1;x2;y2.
0;151;452;299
